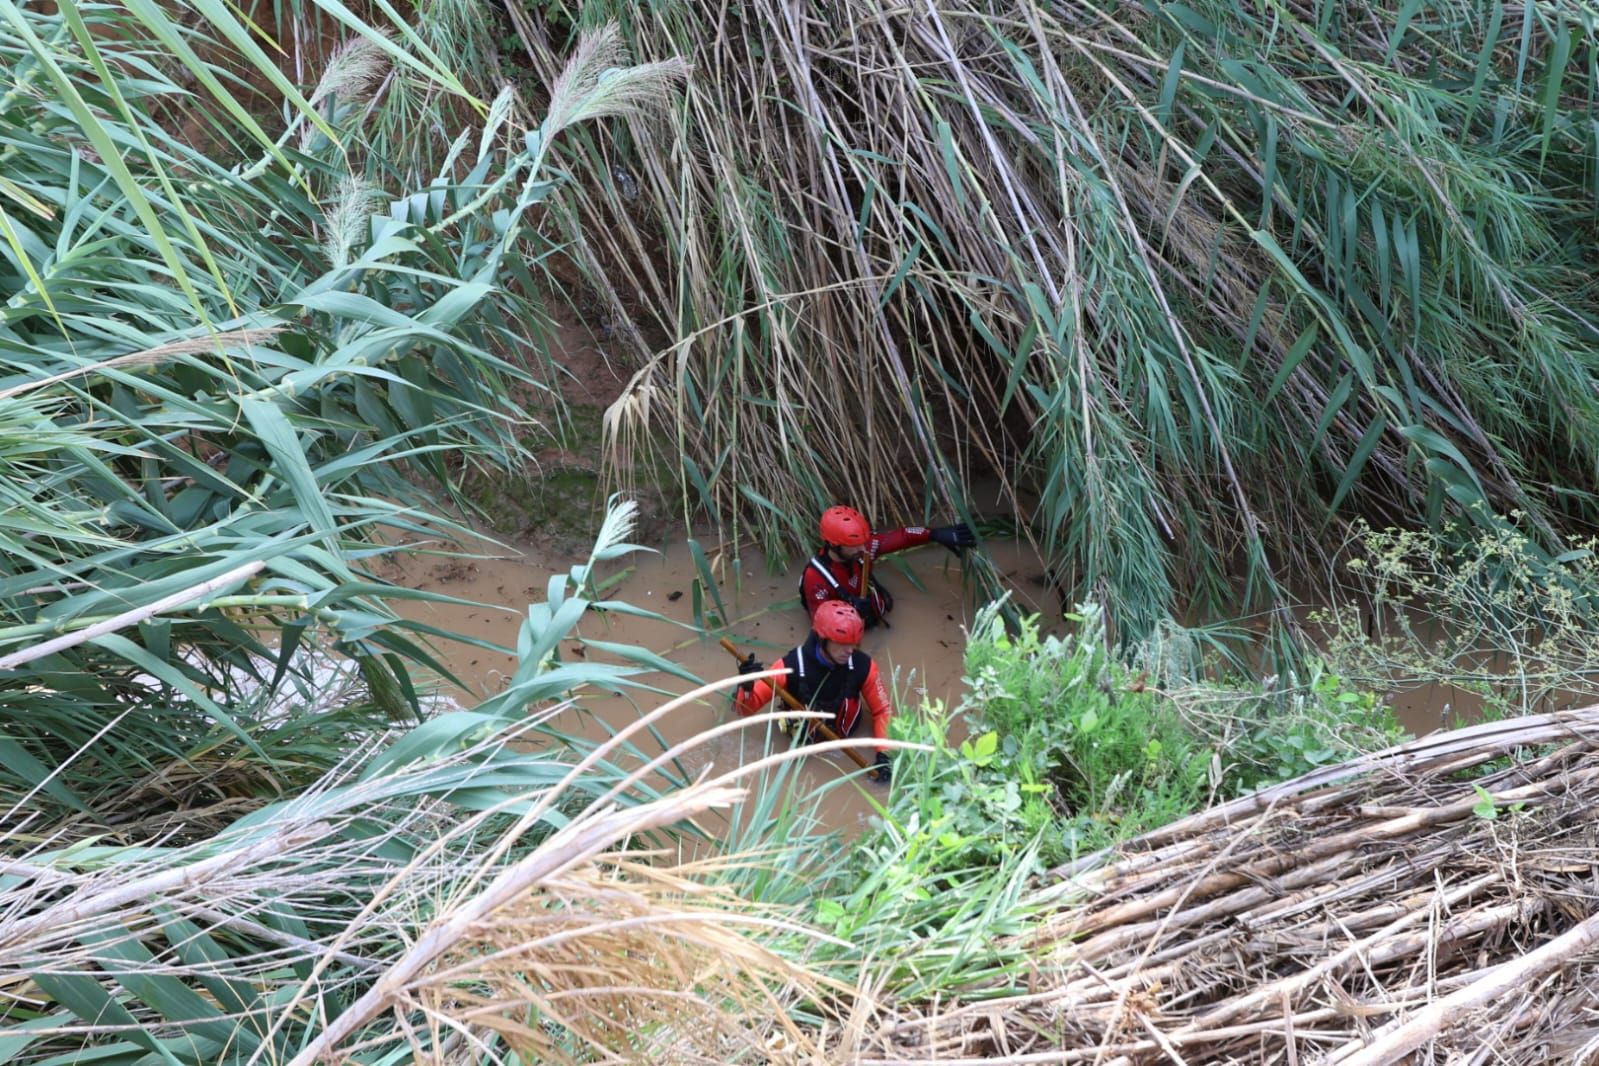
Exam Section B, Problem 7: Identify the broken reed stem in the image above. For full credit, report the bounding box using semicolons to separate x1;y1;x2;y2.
0;328;282;400
1329;910;1599;1066
1;822;327;949
0;560;266;670
850;711;1599;1062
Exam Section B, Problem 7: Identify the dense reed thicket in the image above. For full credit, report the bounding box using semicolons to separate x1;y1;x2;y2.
512;0;1599;635
7;2;1598;1062
0;0;689;838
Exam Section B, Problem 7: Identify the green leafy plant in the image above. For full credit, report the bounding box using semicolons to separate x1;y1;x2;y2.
1221;661;1406;791
959;601;1214;860
882;705;1058;873
866;602;1207;875
867;598;1404;880
1472;785;1498;821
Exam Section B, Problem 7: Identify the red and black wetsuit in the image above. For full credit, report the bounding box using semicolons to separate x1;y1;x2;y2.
733;633;894;751
799;526;933;625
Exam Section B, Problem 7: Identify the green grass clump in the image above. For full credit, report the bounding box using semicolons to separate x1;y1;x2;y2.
877;599;1404;875
942;601;1210;865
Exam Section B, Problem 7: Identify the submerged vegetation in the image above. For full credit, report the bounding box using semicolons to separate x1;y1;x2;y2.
4;0;1599;1063
1320;517;1599;719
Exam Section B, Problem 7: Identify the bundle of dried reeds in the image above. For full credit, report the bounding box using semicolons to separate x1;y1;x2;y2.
846;707;1599;1064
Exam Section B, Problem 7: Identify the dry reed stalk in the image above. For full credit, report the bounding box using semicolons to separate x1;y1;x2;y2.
834;709;1599;1063
0;821;328;953
284;780;752;1065
416;862;827;1063
1329;909;1599;1065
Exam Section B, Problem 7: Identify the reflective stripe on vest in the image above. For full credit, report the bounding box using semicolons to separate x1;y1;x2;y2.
806;556;841;592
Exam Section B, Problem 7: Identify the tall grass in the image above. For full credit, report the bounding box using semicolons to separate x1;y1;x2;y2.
512;0;1599;637
0;2;683;832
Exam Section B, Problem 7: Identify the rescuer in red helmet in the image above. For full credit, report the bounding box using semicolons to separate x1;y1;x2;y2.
733;600;896;783
801;505;976;628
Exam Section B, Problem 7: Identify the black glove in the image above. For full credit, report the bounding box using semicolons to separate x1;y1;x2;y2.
930;523;976;554
849;595;875;622
871;752;892;784
737;652;763;695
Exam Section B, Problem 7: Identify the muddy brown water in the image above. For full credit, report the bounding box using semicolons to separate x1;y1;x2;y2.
384;535;1062;833
379;529;1572;836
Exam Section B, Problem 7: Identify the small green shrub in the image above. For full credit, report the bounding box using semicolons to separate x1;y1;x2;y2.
877;603;1207;873
963;602;1213;857
1217;661;1406;791
880;703;1055;873
874;599;1402;877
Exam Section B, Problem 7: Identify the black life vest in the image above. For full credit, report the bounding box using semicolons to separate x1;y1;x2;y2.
781;632;871;724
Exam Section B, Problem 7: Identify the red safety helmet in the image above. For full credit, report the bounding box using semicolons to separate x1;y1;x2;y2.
819;505;870;548
812;600;865;644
